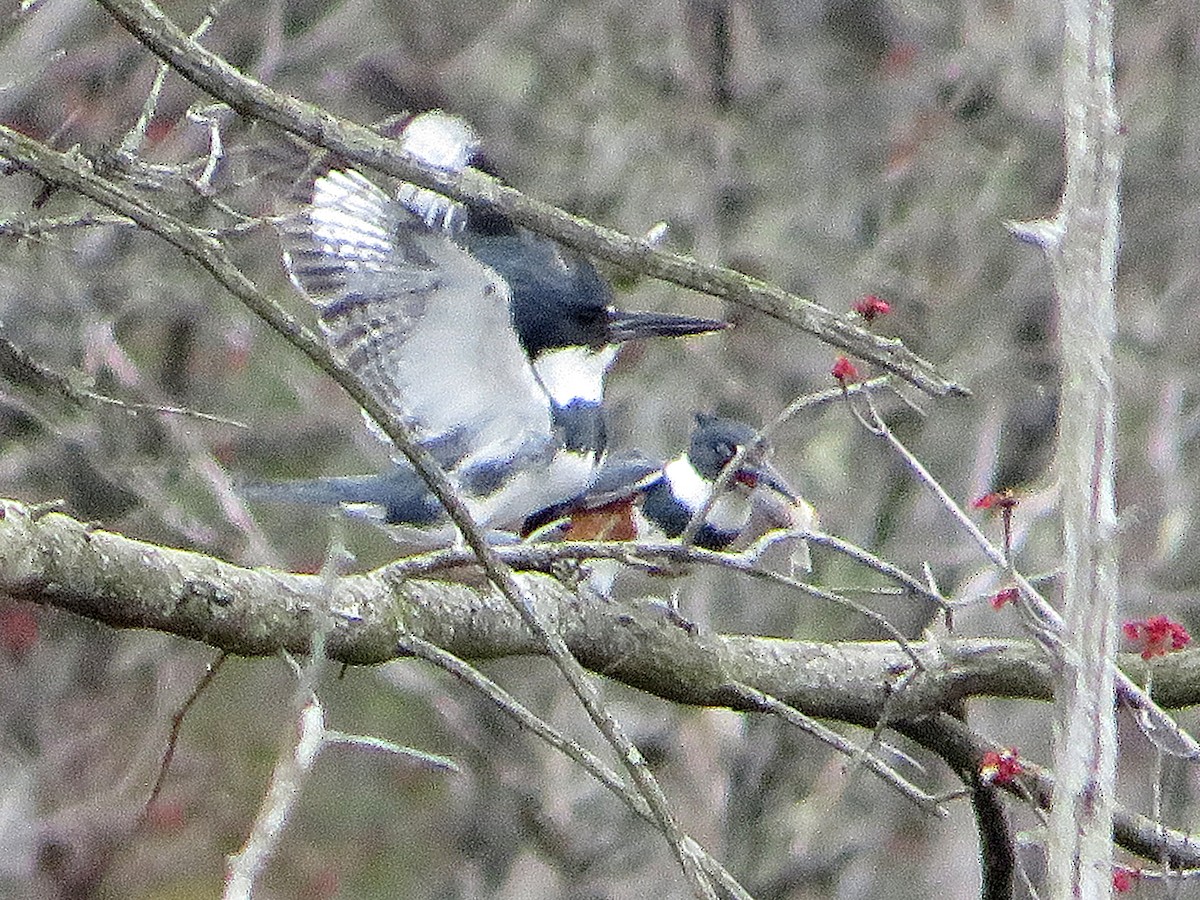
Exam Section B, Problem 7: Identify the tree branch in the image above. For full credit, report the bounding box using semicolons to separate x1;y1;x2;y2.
7;496;1200;869
901;714;1200;870
0;497;1169;717
87;0;966;399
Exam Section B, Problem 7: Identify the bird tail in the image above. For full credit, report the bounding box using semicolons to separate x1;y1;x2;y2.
239;469;444;527
240;475;374;508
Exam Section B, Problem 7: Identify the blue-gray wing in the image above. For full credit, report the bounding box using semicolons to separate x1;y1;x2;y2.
577;451;663;505
520;449;662;537
279;169;555;472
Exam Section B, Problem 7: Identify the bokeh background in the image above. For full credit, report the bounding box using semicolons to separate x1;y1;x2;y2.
2;0;1199;896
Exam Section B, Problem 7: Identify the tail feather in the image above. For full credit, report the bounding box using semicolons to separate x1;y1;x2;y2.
239;469;445;527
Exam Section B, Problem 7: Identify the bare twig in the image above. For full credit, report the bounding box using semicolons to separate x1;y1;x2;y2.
388;540;925;668
117;5;216;156
395;634;755;900
0;211;135;236
0;331;245;427
803;531;951;615
726;681;944;814
321;732;459;773
90;0;965;399
143;651;228;814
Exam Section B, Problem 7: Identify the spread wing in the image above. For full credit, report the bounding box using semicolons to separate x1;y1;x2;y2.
279;168;556;473
392;109;478;233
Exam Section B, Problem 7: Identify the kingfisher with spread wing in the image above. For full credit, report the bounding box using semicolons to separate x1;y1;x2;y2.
248;112;726;541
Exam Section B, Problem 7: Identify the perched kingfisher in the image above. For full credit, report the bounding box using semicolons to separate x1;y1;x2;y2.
524;413;808;553
256;111;725;536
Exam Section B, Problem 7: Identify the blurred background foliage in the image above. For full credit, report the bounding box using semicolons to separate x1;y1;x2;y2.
1;0;1199;897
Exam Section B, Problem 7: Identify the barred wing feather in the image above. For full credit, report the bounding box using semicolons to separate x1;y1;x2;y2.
280;169;555;472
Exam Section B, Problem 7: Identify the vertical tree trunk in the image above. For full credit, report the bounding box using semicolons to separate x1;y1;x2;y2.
1043;0;1124;896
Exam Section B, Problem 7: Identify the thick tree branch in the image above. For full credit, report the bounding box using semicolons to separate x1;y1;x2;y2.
7;497;1200;870
87;0;966;399
9;497;1198;719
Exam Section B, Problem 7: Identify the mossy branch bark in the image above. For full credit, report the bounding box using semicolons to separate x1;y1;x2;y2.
7;497;1198;719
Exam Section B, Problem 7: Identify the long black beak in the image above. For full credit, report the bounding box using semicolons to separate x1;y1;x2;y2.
606;308;729;342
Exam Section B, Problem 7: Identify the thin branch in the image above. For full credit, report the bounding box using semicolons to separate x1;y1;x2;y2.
90;0;966;399
0;106;721;900
389;531;949;619
0;211;136;236
397;634;645;811
321;732;459;773
117;3;216;157
224;668;325;899
143;651;228;814
725;681;944;814
900;713;1200;869
395;634;755;900
803;531;951;616
0;330;246;427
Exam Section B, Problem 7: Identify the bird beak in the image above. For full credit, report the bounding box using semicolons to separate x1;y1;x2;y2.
735;458;799;505
606;309;729;342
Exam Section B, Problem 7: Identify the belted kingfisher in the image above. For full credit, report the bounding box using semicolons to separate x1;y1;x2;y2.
524;413;805;552
389;110;728;457
261;111;726;534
